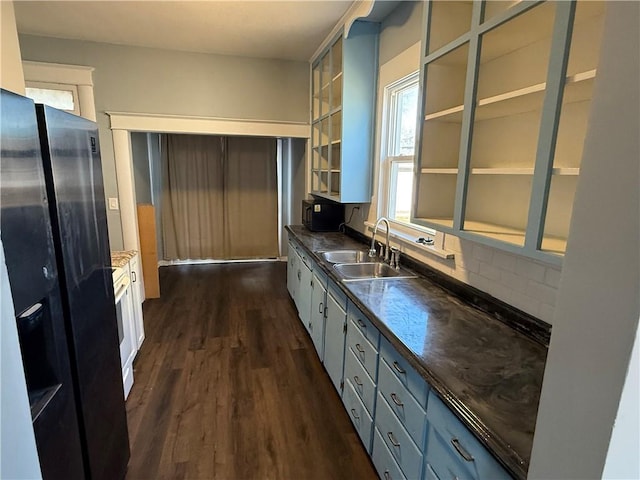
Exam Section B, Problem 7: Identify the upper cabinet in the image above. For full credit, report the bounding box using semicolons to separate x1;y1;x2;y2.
413;0;605;263
311;21;379;203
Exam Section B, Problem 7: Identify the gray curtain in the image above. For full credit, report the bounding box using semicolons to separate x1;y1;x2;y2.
161;134;278;260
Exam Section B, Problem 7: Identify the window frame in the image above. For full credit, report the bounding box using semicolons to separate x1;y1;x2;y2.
380;71;435;235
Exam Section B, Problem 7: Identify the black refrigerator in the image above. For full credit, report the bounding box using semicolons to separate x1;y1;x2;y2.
0;89;130;479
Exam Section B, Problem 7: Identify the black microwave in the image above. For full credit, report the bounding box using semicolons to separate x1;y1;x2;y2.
302;199;345;232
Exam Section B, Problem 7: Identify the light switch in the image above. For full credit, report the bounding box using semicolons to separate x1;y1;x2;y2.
108;197;119;210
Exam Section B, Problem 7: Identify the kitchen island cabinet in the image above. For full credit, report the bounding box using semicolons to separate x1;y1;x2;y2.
285;225;547;480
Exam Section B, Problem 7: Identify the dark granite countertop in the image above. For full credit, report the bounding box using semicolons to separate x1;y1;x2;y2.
286;225;547;480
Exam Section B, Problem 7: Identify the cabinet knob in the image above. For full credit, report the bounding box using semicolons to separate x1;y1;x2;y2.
350;408;360;420
392;361;406;374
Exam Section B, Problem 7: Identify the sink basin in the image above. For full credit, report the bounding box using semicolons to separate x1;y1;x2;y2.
333;262;416;282
321;250;370;264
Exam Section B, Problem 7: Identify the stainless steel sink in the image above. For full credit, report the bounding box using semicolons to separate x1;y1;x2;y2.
333;262;416;282
321;250;370;264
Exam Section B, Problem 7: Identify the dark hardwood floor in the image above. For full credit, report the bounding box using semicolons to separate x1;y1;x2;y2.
125;261;378;480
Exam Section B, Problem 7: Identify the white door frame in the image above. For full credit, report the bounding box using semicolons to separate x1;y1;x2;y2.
107;111;309;255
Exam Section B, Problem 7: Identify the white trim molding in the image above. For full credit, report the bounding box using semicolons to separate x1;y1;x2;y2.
106;111;310;138
22;60;94;86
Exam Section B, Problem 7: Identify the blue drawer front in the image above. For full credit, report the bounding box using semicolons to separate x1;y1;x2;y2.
344;348;376;415
378;357;427;448
347;317;379;380
372;428;407;480
375;392;423;480
348;304;380;348
426;392;511;480
344;379;374;453
380;337;428;406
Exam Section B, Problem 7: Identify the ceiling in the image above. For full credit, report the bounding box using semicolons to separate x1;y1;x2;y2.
14;1;355;62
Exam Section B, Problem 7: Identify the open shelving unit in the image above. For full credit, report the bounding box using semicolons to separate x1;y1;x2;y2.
310;22;378;203
413;0;605;263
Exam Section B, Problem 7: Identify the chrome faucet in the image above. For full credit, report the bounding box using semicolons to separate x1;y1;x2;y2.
369;217;391;262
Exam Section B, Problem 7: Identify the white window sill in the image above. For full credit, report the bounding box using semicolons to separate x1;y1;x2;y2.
364;221;455;260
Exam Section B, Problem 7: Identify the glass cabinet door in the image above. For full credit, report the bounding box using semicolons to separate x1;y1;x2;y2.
463;1;556;247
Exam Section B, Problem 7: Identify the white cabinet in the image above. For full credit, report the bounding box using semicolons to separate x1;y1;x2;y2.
309;270;328;360
129;254;145;352
323;283;347;393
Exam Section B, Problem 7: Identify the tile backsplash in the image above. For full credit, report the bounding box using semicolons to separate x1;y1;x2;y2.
442;235;560;324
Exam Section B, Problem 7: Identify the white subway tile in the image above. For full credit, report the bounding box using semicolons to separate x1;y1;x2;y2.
544;267;562;289
469;272;512;304
444;234;462;253
510;291;540;317
472;244;494;263
500;271;529;294
449;265;470;283
515;258;546;283
479;262;502;282
539;303;555;324
527;280;558;306
456;254;480;274
492;251;517;272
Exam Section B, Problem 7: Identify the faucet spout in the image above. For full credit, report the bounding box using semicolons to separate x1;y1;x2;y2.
369;217;391;262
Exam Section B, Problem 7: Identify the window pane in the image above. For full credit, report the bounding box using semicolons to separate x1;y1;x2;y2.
25;87;75;111
392;83;419;156
389;162;414;223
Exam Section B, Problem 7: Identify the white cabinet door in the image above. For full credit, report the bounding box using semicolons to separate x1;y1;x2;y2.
309;272;327;359
129;255;145;351
297;258;313;332
323;287;347;393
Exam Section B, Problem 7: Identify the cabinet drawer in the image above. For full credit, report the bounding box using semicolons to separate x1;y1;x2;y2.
344;348;376;415
380;337;428;407
426;392;511;480
426;427;475;480
348;304;380;349
343;379;374;453
374;392;423;480
378;357;427;448
372;428;407;480
424;464;441;480
346;318;379;380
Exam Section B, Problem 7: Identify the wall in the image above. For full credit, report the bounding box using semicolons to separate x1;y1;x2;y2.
0;0;25;94
0;238;42;480
18;34;309;250
378;1;424;66
344;1;561;324
528;2;639;477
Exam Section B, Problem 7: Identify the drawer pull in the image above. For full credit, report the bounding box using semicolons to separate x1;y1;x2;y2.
451;438;474;462
392;361;406;374
318;302;323;314
355;343;365;354
387;431;400;447
353;375;363;387
357;318;366;329
390;393;403;407
350;408;360;420
384;471;392;480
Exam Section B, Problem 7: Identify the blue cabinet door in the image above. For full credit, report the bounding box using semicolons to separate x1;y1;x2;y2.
323;288;347;393
309;272;327;359
286;243;298;300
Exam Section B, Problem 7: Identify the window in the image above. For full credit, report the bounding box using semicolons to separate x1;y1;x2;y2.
25;82;79;115
384;72;419;224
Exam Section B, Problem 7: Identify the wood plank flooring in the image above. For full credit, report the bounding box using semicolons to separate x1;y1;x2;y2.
125;262;377;480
